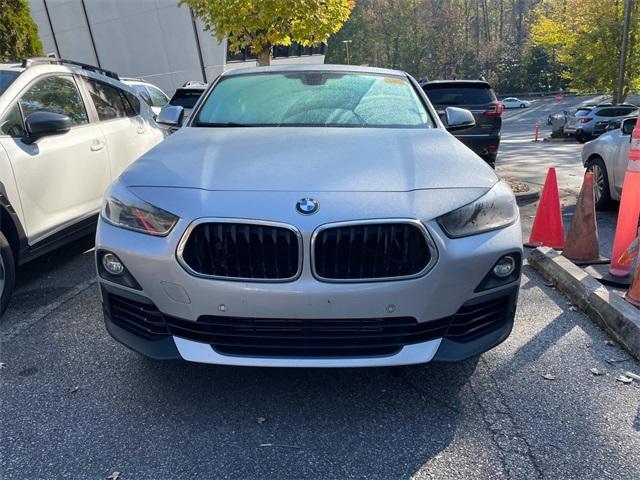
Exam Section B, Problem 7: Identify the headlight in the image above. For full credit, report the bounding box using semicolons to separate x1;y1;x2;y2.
437;181;518;238
102;182;178;236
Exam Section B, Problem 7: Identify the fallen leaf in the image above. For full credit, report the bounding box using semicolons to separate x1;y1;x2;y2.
543;281;554;287
616;375;633;384
0;362;6;369
256;417;266;425
568;306;578;312
542;373;556;381
106;472;120;480
624;371;640;382
590;368;604;376
606;357;630;365
69;386;80;394
604;340;615;346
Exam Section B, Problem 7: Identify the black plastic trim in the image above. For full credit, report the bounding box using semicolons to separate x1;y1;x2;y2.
101;284;180;360
434;285;519;362
18;214;98;265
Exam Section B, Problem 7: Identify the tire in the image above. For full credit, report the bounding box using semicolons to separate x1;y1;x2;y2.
520;103;525;108
576;131;590;143
0;231;15;316
586;157;613;210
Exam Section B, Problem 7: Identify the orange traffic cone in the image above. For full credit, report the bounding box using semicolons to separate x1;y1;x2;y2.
626;263;640;308
610;116;640;277
562;172;608;265
525;168;565;249
619;231;640;307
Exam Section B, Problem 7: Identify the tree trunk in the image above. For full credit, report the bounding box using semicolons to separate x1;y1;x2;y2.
257;48;272;66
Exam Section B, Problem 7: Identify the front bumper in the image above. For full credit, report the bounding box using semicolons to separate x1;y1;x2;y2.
96;206;522;367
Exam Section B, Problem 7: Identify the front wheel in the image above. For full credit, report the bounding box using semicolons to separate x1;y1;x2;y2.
0;231;15;316
520;103;525;108
587;157;613;210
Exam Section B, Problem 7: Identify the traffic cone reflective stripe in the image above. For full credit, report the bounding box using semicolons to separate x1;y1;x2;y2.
562;172;602;264
525;168;565;249
618;233;639;267
610;117;640;277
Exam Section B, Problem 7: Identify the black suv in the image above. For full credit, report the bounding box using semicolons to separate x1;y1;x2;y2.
422;80;503;167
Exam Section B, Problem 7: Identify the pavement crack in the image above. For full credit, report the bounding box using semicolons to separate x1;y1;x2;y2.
0;279;97;342
468;357;545;480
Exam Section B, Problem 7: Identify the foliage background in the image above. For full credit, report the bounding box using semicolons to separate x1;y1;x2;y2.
325;0;638;98
0;0;44;62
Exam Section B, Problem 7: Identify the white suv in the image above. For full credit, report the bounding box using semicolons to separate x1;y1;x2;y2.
121;77;169;117
0;58;165;313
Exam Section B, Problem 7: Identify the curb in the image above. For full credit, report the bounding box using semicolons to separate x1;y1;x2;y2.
527;247;640;360
514;185;540;205
543;137;577;143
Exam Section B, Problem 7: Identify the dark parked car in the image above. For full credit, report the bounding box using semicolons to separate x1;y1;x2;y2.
422;80;503;167
163;83;207;123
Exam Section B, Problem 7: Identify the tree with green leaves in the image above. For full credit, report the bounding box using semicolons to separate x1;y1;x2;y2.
531;0;640;102
181;0;355;66
0;0;44;62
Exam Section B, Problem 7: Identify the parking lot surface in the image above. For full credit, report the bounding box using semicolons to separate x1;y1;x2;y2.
1;97;639;480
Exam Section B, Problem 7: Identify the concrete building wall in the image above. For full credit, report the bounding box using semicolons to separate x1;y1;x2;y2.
28;0;325;95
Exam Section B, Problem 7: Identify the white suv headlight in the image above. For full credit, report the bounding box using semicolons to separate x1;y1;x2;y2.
437;181;518;238
102;182;178;236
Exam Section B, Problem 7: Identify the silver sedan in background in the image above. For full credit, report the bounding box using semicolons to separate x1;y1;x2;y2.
96;65;522;368
582;116;637;209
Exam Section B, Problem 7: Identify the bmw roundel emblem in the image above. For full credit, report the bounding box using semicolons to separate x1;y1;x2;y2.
296;198;319;215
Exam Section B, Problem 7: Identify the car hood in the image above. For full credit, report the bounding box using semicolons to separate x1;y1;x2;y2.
121;127;497;192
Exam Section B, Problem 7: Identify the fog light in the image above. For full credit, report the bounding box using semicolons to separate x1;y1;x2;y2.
493;255;516;278
102;253;124;276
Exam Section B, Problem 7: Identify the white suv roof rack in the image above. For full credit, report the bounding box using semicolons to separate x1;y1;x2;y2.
21;57;120;80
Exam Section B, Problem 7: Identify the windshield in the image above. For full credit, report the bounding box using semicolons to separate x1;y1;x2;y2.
170;90;203;109
194;72;434;128
0;70;20;96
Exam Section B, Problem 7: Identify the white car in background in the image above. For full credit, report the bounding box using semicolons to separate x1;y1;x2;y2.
0;58;165;313
121;77;169;117
501;97;530;109
582;116;637;209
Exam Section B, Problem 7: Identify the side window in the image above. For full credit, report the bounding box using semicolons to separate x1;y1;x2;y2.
133;85;152;106
123;90;140;116
86;79;137;121
0;103;26;137
146;86;168;108
19;75;88;126
597;108;615;118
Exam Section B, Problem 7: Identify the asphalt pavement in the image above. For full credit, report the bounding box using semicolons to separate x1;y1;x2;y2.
1;98;639;480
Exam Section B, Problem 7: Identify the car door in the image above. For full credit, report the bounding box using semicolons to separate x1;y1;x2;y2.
612;118;636;194
83;77;159;180
0;74;110;244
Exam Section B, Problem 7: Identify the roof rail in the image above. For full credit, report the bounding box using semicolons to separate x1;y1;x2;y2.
21;57;120;80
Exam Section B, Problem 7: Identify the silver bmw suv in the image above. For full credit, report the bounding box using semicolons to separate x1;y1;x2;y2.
96;65;522;368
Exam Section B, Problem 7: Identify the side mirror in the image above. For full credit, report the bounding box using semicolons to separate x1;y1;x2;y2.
622;118;637;135
157;105;184;128
23;111;71;144
444;107;476;131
